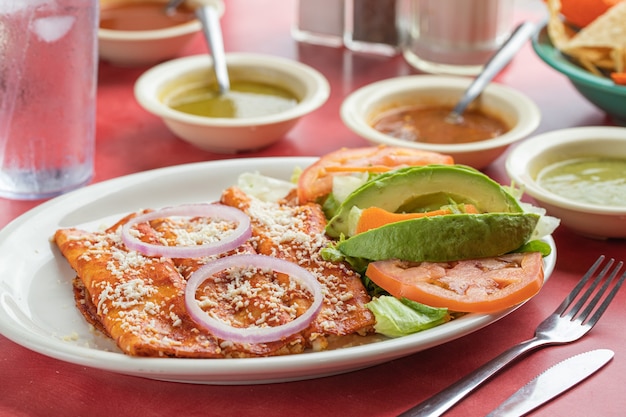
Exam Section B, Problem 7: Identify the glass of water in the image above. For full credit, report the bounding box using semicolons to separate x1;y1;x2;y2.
0;0;98;200
401;0;515;76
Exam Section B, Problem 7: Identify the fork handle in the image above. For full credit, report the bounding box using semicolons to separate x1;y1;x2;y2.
399;337;547;417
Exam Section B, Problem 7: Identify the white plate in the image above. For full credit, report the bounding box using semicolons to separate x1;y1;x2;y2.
0;157;556;385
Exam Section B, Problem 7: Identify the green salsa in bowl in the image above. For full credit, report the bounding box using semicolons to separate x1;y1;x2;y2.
506;126;626;239
134;53;330;153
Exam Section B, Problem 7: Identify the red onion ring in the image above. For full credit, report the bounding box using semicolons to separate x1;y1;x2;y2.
185;254;323;344
121;204;251;258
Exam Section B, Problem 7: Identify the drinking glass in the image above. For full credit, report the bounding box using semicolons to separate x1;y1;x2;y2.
401;0;515;76
0;0;98;200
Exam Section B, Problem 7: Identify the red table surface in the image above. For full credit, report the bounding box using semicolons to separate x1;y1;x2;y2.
2;1;625;416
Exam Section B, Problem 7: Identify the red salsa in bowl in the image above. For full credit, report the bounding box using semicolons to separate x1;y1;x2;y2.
371;105;510;144
100;1;196;31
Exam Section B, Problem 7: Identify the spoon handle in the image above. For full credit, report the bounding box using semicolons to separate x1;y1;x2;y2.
196;5;230;94
450;20;540;118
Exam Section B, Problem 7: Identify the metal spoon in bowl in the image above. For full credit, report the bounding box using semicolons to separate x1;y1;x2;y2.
445;20;541;125
196;4;230;94
164;0;230;94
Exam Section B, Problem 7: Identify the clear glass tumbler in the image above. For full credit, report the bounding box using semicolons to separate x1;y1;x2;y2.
401;0;514;76
293;0;344;47
0;0;98;200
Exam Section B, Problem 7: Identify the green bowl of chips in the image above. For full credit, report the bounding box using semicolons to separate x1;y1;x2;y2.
532;9;626;125
533;26;626;124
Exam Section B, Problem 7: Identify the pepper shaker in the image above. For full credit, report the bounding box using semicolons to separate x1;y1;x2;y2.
344;0;400;56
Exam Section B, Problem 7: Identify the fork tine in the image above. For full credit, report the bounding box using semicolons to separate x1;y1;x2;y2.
561;256;614;320
578;260;623;319
553;255;606;316
583;261;626;327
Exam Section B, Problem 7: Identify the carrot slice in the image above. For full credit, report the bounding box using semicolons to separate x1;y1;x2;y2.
355;205;478;234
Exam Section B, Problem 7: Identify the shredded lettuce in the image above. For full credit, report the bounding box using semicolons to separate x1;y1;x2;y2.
514;239;553;256
505;183;561;241
322;193;341;219
237;172;295;202
320;243;369;275
290;166;302;185
323;173;370;218
366;296;450;338
331;172;370;204
323;171;383;218
518;201;560;240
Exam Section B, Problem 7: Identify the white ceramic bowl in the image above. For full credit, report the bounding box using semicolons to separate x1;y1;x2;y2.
341;75;541;169
98;0;224;67
506;126;626;239
134;53;330;153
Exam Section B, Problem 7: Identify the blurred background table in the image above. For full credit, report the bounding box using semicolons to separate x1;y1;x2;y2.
1;1;625;416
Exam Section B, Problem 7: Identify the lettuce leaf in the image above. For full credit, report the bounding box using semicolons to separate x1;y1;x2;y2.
366;296;450;338
321;240;370;273
237;171;296;202
514;239;552;257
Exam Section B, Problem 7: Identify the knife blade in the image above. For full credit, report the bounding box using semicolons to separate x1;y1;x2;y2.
486;349;614;417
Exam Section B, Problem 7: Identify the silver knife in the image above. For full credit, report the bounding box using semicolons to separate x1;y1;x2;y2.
486;349;614;417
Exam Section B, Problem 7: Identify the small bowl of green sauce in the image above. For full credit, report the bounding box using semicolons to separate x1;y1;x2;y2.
506;126;626;239
98;0;224;67
168;81;299;119
134;53;330;153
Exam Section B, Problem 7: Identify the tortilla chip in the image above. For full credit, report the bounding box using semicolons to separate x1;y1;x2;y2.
611;46;625;72
564;1;626;50
546;0;626;75
578;54;605;75
546;0;574;50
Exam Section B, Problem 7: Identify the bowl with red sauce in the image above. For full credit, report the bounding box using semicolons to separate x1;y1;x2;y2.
98;0;224;67
341;75;541;169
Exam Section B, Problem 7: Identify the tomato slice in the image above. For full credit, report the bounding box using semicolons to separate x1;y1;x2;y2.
297;145;454;204
559;0;619;28
365;252;544;313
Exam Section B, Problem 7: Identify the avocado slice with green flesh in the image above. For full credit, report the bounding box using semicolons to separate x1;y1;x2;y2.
336;212;540;262
325;165;523;238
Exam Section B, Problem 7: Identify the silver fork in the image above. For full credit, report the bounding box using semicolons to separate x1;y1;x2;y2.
400;255;626;417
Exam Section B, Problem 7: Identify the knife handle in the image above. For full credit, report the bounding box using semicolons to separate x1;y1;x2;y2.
399;337;546;417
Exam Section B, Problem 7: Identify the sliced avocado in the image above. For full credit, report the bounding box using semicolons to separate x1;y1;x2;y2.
326;165;523;238
336;212;540;262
